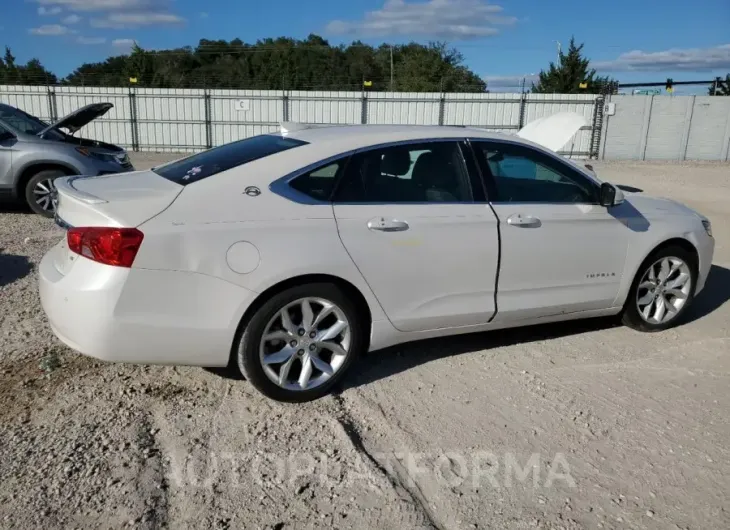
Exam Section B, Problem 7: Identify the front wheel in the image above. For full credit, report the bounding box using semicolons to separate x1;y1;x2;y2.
621;245;697;332
233;283;366;402
24;169;64;217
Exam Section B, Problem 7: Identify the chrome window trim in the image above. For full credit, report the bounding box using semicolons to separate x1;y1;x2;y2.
269;135;602;206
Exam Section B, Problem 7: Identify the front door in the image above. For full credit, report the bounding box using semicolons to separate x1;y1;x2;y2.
471;140;630;322
0;125;15;187
333;140;500;332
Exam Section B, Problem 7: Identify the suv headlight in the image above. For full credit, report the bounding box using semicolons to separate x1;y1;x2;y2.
702;219;713;237
75;147;118;163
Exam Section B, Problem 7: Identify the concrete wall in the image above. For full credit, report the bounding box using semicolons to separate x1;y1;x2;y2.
601;95;730;161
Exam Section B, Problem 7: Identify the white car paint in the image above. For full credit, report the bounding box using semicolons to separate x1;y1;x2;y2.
516;111;588;153
39;120;715;371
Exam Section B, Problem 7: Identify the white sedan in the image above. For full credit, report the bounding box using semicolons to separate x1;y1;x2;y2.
39;115;714;401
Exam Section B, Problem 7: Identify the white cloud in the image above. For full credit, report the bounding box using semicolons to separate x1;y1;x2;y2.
326;0;516;39
112;38;137;53
91;12;185;28
595;44;730;72
29;24;75;36
62;14;82;24
76;36;106;44
34;0;162;11
38;6;62;15
34;0;185;28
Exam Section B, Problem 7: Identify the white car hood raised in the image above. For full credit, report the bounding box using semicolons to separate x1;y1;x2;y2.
516;112;587;153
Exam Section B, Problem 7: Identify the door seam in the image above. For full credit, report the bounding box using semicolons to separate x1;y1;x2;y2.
330;202;394;327
488;202;502;323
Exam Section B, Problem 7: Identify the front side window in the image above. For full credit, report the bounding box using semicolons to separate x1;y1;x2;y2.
153;134;308;185
475;142;597;204
335;141;473;203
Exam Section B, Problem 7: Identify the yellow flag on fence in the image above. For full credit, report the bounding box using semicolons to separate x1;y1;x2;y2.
129;77;138;84
579;82;588;89
363;80;373;87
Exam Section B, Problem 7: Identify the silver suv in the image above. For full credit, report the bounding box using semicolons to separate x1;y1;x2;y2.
0;102;134;216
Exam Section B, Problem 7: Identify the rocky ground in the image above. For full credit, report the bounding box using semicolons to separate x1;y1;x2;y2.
1;158;729;530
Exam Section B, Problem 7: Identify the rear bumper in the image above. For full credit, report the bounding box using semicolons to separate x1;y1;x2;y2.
39;242;256;367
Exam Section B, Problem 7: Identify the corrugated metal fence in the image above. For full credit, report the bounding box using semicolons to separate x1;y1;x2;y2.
0;85;598;157
1;85;729;160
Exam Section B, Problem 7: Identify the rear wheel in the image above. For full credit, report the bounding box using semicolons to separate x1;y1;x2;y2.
621;245;697;332
24;169;64;217
233;283;366;402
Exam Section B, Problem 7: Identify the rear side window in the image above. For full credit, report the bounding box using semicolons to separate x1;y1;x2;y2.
289;160;347;201
153;134;308;185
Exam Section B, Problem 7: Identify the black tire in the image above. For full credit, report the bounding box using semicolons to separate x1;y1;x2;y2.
232;283;366;402
621;245;698;332
24;169;65;217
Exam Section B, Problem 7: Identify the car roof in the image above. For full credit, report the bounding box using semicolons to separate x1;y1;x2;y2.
282;124;520;151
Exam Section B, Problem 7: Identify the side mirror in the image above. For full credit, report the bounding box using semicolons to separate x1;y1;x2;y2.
600;182;624;207
0;130;15;142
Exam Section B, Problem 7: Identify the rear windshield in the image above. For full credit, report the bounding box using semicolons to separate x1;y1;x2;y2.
153;134;308;185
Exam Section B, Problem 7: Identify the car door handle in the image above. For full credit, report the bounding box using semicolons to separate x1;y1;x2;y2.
506;214;541;228
367;218;410;232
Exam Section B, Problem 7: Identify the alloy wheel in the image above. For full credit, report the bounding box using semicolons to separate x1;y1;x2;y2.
636;256;692;325
33;178;58;213
259;297;351;391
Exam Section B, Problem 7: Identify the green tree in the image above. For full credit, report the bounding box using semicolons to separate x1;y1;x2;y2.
0;46;56;85
532;37;613;94
49;36;488;92
708;75;730;95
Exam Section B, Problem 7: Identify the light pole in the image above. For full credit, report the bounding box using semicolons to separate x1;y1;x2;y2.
521;73;535;93
554;40;561;65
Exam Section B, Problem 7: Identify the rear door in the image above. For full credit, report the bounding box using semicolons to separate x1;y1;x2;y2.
471;139;629;322
332;140;499;332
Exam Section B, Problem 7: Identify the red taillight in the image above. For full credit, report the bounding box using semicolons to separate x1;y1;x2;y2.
67;227;144;268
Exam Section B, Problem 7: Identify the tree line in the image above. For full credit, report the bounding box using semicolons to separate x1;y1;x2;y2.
1;36;727;95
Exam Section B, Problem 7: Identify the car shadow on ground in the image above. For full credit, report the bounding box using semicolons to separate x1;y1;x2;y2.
0;199;33;214
339;264;730;392
0;252;33;287
207;265;730;388
684;264;730;324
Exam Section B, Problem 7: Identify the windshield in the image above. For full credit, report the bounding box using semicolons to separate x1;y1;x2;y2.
153;134;308;185
0;104;63;140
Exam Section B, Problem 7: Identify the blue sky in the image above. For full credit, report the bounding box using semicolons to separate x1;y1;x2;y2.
2;0;729;92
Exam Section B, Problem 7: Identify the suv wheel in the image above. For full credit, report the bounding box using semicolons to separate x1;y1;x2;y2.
24;169;64;217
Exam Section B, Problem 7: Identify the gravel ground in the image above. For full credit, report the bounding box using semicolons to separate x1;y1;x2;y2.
1;157;729;530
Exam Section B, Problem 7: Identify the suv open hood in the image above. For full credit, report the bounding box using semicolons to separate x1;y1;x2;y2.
39;102;113;137
516;111;587;153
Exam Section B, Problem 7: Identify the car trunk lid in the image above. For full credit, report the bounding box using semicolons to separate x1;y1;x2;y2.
54;170;183;228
